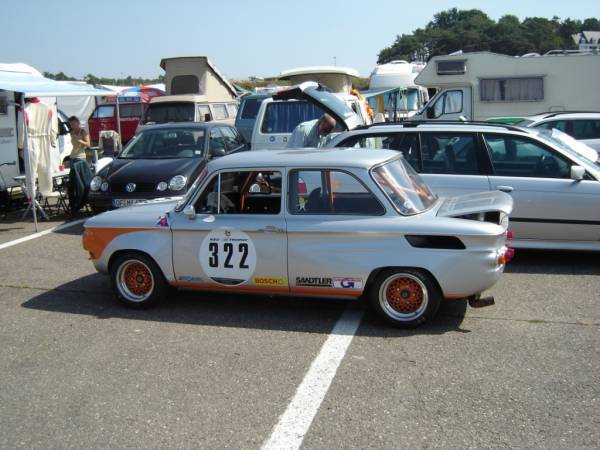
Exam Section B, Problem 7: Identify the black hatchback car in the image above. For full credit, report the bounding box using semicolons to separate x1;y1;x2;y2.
89;122;247;212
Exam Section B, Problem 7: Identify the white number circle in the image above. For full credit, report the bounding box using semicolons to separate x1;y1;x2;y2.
200;229;256;285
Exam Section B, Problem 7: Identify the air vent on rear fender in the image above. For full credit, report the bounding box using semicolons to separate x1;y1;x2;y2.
405;235;466;250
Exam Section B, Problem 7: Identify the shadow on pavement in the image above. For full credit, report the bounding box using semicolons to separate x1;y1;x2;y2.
21;273;468;337
506;249;600;275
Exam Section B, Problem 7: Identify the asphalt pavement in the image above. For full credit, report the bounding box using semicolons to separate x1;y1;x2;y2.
0;217;598;449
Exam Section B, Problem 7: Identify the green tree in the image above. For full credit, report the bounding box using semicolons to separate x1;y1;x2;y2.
490;15;531;55
521;17;562;53
582;18;600;30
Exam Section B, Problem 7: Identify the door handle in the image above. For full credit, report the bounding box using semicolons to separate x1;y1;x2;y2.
497;185;514;193
260;225;284;233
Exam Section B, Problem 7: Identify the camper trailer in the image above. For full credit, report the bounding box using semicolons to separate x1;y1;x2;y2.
368;60;429;119
137;57;239;133
412;51;600;122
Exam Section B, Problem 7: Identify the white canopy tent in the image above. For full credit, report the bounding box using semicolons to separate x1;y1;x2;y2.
0;69;114;231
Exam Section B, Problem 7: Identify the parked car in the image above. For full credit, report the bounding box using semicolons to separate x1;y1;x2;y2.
88;122;246;212
136;95;238;135
328;121;600;251
234;93;270;144
250;82;364;149
515;112;600;153
82;148;513;328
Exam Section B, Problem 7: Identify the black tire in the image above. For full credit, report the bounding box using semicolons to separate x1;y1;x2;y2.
110;252;167;309
369;269;441;328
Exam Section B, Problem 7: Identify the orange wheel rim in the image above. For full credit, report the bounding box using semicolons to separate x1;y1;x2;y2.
123;262;153;296
385;277;424;314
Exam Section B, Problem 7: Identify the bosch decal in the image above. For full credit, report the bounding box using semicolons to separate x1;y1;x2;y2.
253;277;288;287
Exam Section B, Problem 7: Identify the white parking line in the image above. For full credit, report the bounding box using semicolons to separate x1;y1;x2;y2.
262;307;364;450
0;218;87;251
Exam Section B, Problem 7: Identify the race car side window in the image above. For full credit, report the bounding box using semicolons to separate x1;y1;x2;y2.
289;169;385;215
195;171;282;215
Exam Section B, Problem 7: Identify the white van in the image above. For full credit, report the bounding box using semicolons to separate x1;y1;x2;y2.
411;51;600;122
251;82;364;150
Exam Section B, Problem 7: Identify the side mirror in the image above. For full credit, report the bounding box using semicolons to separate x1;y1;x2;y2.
210;147;226;158
570;165;585;181
183;204;196;219
426;107;434;119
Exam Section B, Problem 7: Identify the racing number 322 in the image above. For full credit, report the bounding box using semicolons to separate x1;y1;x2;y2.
208;242;249;269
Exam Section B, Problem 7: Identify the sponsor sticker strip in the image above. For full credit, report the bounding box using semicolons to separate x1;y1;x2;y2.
254;277;289;287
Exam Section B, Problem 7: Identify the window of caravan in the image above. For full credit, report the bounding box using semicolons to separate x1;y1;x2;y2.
261;101;325;133
143;102;195;124
436;60;466;75
171;75;200;95
92;105;115;119
118;103;143;118
480;78;544;102
212;104;228;120
431;90;463;117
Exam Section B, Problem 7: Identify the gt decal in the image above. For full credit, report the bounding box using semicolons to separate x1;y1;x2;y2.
253;277;288;287
333;278;363;289
200;229;256;286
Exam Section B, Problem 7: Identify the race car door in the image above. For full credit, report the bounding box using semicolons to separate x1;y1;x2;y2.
286;168;386;298
170;169;289;293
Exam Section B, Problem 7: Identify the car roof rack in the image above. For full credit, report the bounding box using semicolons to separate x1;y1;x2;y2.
533;110;600;119
358;119;526;133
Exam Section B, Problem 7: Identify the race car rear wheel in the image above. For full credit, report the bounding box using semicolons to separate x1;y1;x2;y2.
370;269;441;328
110;252;167;309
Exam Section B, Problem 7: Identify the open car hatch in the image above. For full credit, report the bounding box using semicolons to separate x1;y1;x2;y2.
273;81;363;131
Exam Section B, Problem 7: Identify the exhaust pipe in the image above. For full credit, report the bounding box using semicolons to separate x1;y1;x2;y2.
468;295;495;308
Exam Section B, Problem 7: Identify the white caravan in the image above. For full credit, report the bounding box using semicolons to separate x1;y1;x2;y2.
368;60;429;119
412;51;600;121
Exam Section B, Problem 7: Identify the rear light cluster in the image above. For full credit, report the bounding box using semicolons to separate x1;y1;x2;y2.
498;229;515;265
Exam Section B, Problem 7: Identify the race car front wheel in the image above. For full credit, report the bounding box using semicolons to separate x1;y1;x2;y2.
110;252;167;309
370;269;441;328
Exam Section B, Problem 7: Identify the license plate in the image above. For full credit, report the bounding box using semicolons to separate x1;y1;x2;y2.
112;198;145;208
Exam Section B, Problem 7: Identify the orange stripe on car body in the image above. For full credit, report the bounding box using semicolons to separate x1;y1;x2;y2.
290;287;363;297
82;227;152;260
172;281;290;295
171;281;363;298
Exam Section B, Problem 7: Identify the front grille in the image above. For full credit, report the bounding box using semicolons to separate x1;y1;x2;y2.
111;182;157;193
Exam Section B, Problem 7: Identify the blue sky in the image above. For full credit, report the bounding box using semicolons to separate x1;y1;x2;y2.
2;0;597;80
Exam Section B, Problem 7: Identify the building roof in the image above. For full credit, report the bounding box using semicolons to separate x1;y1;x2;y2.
572;31;600;44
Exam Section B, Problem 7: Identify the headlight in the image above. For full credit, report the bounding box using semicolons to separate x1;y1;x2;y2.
156;181;168;191
101;181;109;192
168;175;187;191
90;176;102;191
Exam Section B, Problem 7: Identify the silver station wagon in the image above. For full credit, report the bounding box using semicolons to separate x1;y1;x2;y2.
82;148;513;328
329;122;600;251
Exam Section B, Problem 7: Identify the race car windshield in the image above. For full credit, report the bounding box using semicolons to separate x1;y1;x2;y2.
119;129;205;159
372;158;438;215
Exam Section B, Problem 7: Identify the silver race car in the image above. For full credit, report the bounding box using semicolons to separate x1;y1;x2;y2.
82;148;514;328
